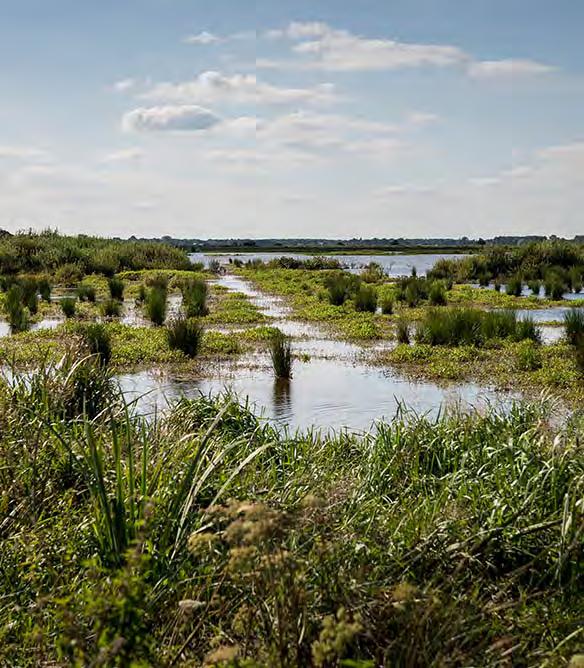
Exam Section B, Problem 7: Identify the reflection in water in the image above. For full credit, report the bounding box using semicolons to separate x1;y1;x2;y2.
272;378;292;422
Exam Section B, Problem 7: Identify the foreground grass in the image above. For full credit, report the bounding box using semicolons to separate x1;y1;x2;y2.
0;359;582;666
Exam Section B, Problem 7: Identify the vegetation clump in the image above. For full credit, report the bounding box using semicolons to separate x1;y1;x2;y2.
60;297;77;318
354;284;377;312
4;285;29;332
107;277;125;300
166;315;203;358
145;286;167;326
76;322;112;366
180;278;209;317
100;299;122;318
269;330;293;378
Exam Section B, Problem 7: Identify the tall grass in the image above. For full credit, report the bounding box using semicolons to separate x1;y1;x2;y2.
396;319;410;344
77;283;96;302
564;308;584;346
108;277;125;300
181;278;209;317
60;297;77;318
166;316;204;358
269;331;293;378
354;284;377;312
416;308;541;346
0;366;581;665
145;286;167;326
4;285;29;332
76;322;112;366
100;298;122;318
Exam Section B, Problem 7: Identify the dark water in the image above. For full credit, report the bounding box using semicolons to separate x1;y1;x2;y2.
191;252;469;278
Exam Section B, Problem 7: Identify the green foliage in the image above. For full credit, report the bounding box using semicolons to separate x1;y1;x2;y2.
515;340;543;371
428;281;448;306
415;308;541;346
145;286;167;326
77;282;97;302
360;262;385;283
100;299;122;318
380;294;394;315
396;319;410;344
4;285;29;332
166;316;204;358
269;330;293;378
565;308;584;346
325;272;358;306
76;322;112;366
180;278;209;317
354;284;377;313
107;277;125;300
60;297;77;318
506;275;523;297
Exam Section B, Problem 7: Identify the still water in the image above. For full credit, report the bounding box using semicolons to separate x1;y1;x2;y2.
190;252;469;278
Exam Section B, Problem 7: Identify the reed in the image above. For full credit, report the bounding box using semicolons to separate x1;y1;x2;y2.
4;285;29;332
181;278;209;317
108;277;125;300
60;297;77;318
564;308;584;346
269;330;293;378
354;284;377;312
100;298;122;318
166;316;204;358
145;286;167;326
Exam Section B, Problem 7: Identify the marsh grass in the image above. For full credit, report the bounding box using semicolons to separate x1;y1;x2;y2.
60;297;77;318
396;319;410;344
416;308;541;346
428;281;447;306
0;365;582;665
77;283;97;302
38;277;52;302
100;299;122;318
181;278;209;317
4;285;29;332
325;272;357;306
564;308;584;346
354;284;377;312
145;286;167;326
506;275;523;297
76;322;112;366
166;316;203;358
108;277;125;300
269;331;293;378
380;294;394;315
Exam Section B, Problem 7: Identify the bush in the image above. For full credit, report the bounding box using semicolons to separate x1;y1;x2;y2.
415;308;540;347
380;294;394;315
544;276;566;300
325;273;358;306
506;276;523;297
77;283;97;302
60;297;77;318
4;286;29;332
166;316;204;358
527;280;541;296
108;277;125;300
100;299;122;318
145;287;167;326
77;323;112;366
181;278;209;317
19;277;39;315
564;308;584;346
38;277;52;302
354;284;377;313
269;331;293;379
396;319;410;344
428;281;447;306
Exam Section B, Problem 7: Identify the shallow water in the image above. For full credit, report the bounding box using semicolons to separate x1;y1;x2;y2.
515;307;581;324
117;360;517;434
192;252;469;278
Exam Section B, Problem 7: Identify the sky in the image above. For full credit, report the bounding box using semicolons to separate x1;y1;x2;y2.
1;0;584;239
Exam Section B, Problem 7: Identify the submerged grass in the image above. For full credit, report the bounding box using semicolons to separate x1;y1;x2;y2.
0;361;582;665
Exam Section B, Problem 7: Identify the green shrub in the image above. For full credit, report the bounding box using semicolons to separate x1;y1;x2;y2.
269;331;293;378
60;297;77;318
360;262;385;283
19;277;39;315
77;283;97;302
354;284;377;313
181;278;209;317
100;299;122;318
380;295;394;315
77;323;112;366
136;284;147;303
527;280;541;296
166;316;203;358
145;287;167;326
396;319;410;344
38;277;52;302
506;276;523;297
108;277;125;300
564;308;584;346
4;286;29;332
325;273;358;306
428;281;447;306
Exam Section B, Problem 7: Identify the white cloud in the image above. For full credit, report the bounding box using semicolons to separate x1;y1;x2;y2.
184;31;221;45
467;59;556;79
142;71;338;106
0;145;50;162
112;78;138;93
101;148;145;164
260;22;557;79
122;105;221;132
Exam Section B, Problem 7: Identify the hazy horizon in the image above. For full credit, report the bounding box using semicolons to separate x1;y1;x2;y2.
1;0;583;239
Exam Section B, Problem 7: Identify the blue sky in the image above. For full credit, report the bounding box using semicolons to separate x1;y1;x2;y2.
1;0;583;238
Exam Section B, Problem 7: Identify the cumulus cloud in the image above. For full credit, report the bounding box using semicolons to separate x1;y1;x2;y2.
184;31;221;45
122;105;220;132
142;71;338;106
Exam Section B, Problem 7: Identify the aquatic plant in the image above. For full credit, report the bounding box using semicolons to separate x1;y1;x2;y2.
100;299;122;318
4;285;29;332
77;283;97;302
360;262;385;283
181;278;209;317
325;272;357;306
269;330;293;378
108;277;125;300
19;277;39;315
60;297;77;318
564;308;584;346
208;258;221;274
166;315;203;358
380;294;394;315
428;281;447;306
76;322;112;366
38;277;52;302
396;319;410;344
136;284;147;303
354;284;377;313
145;286;167;326
506;275;523;297
527;280;541;296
